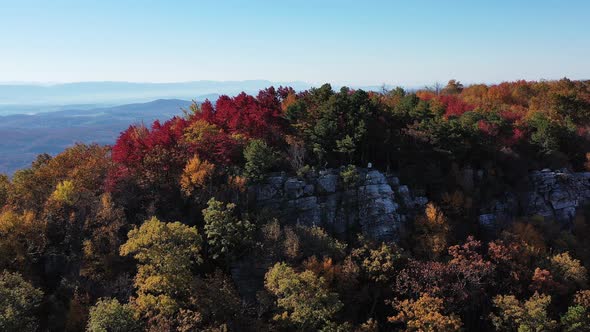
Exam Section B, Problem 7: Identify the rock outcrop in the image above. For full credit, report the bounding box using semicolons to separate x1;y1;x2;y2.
479;169;590;228
249;168;427;241
251;167;590;238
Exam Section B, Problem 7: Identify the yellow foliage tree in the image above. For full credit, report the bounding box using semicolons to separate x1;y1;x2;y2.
491;292;557;331
415;203;450;259
264;262;343;330
120;217;203;319
574;290;590;308
180;155;215;196
183;120;219;144
388;293;462;332
50;180;77;205
281;92;297;112
512;221;547;255
550;252;588;289
0;209;46;272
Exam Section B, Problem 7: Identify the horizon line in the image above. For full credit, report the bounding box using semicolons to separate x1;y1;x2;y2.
0;77;588;89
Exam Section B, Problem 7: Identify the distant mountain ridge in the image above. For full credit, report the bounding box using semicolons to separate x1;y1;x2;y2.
0;99;193;175
0;99;192;127
0;80;313;107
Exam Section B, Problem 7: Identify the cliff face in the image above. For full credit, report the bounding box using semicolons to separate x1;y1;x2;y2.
479;169;590;228
250;167;590;240
249;168;428;241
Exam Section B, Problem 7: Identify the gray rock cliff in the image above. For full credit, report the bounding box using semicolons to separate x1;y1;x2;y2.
248;168;428;241
479;169;590;228
250;167;590;239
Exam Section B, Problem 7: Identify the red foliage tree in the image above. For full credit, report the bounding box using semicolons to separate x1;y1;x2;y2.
438;95;475;118
487;240;532;294
192;88;287;146
395;237;494;314
109;117;191;191
112;117;189;167
478;120;499;137
194;131;244;166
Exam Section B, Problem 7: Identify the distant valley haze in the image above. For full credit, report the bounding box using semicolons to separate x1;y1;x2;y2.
0;98;190;174
0;80;314;114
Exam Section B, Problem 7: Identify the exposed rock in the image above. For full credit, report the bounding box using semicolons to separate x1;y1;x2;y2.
316;173;338;193
387;176;400;187
527;169;590;222
478;169;590;228
249;168;426;241
478;214;496;228
284;178;306;199
255;168;589;238
256;174;285;202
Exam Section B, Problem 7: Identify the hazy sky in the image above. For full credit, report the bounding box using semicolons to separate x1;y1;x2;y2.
2;0;589;86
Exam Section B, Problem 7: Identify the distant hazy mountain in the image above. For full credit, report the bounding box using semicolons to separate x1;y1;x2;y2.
0;99;193;175
0;80;312;113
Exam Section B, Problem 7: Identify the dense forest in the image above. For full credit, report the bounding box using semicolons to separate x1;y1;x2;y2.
2;79;590;331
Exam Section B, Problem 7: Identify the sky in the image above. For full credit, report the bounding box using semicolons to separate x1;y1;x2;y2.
1;0;589;86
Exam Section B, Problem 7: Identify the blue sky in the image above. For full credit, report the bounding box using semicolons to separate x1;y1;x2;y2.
1;0;589;86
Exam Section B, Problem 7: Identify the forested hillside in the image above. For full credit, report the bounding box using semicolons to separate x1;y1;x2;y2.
2;79;590;331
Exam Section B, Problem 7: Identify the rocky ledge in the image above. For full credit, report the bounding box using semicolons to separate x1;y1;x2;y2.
479;169;590;228
248;167;427;241
250;166;590;240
